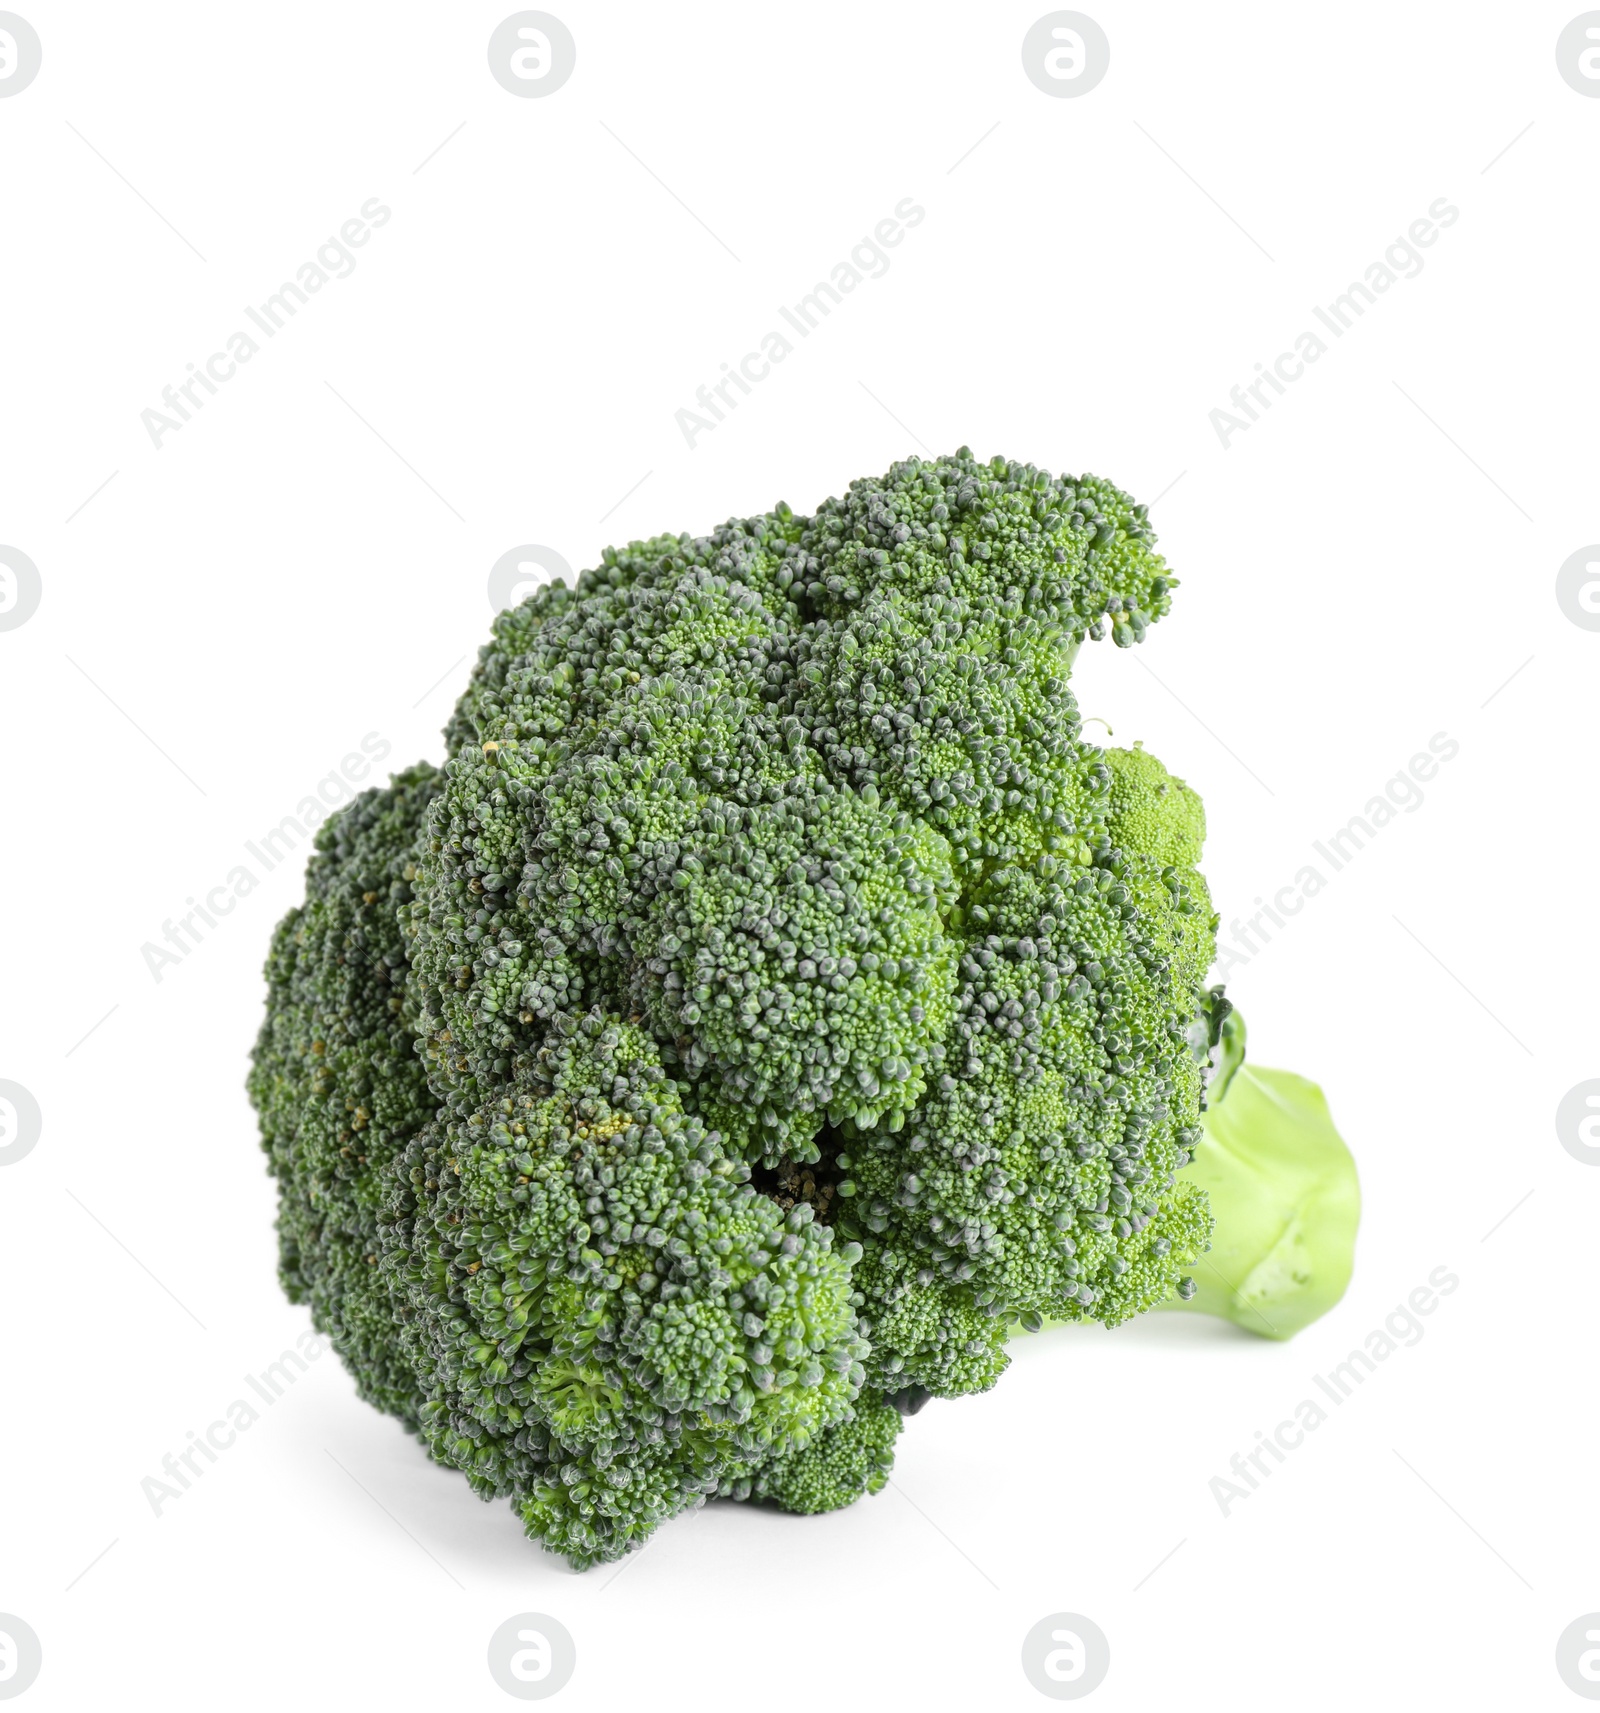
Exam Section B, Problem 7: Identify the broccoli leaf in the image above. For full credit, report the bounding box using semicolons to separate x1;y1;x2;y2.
1165;1021;1360;1339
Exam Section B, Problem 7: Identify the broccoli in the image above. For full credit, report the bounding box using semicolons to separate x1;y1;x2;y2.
249;448;1359;1568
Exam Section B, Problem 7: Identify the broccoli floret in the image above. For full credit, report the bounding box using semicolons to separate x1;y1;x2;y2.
249;764;441;1426
1103;741;1206;869
249;448;1358;1569
745;1392;903;1513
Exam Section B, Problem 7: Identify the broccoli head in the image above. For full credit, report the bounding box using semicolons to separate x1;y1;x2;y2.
249;448;1353;1569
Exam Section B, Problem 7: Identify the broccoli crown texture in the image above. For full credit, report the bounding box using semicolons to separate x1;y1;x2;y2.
249;449;1220;1567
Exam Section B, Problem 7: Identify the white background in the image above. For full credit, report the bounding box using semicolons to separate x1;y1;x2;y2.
2;2;1597;1707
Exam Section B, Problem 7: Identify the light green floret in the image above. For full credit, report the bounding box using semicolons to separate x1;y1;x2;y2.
744;1392;903;1513
1103;742;1206;870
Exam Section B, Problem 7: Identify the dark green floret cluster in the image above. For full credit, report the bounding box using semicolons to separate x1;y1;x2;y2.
250;449;1226;1567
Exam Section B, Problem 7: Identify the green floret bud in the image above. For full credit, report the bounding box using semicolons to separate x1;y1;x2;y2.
1103;743;1206;870
745;1391;903;1513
